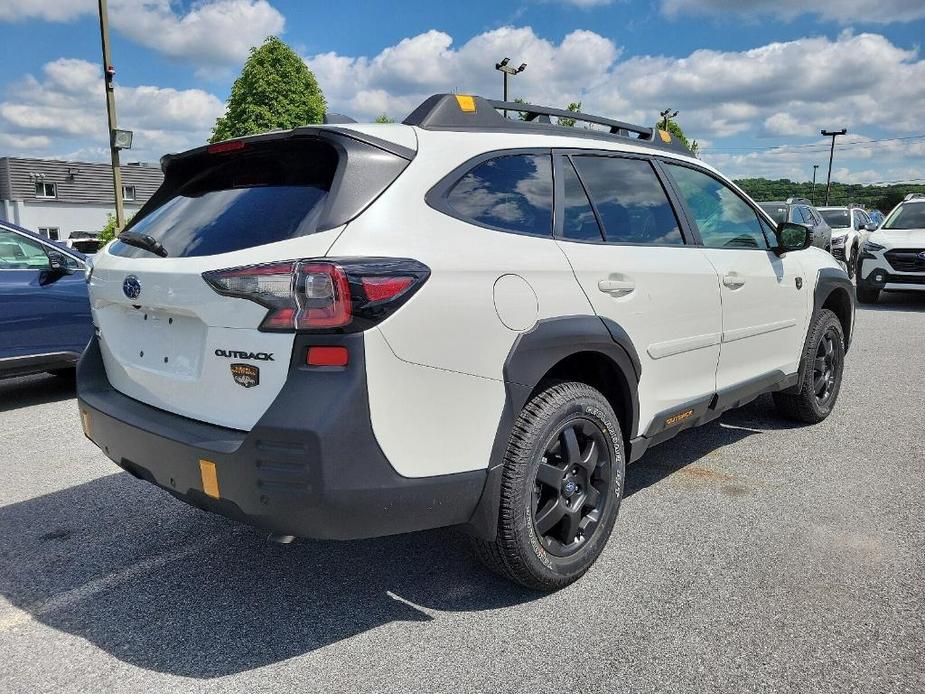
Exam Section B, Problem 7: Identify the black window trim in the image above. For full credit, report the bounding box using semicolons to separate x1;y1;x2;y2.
657;157;779;251
552;148;698;247
425;147;556;238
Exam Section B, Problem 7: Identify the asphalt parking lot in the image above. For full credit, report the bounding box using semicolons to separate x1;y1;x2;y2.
1;293;923;694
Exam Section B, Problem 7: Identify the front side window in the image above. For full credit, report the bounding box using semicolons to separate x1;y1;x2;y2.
34;181;56;198
666;164;769;250
446;154;553;236
883;203;925;230
570;156;682;245
0;230;50;269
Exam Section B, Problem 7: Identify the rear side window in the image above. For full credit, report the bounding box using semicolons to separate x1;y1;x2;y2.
666;164;769;250
561;158;603;242
110;140;339;258
570;156;683;245
444;154;553;236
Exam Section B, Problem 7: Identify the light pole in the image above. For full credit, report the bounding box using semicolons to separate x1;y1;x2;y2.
821;129;847;205
97;0;132;230
495;57;526;117
659;108;679;131
811;164;819;205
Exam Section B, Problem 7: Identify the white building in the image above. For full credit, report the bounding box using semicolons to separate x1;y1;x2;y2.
0;157;163;240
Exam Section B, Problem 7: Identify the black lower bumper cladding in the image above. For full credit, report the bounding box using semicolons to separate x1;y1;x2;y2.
76;334;486;540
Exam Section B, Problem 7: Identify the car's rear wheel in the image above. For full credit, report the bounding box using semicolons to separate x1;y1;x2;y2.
472;381;625;591
856;285;880;304
772;309;845;424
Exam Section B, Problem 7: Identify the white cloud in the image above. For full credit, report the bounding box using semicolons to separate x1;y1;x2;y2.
0;1;285;69
660;0;925;24
0;0;92;22
307;26;620;121
0;58;224;162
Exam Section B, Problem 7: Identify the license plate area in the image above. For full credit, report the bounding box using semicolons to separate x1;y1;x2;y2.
109;306;206;378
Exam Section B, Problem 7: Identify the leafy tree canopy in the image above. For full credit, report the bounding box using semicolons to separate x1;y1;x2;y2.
662;119;699;157
211;36;326;143
735;178;924;212
374;114;395;123
557;102;581;127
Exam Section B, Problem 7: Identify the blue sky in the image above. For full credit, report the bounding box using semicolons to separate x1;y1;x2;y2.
1;0;924;184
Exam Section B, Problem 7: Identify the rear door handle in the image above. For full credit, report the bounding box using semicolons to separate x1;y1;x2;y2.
598;279;635;296
722;273;746;289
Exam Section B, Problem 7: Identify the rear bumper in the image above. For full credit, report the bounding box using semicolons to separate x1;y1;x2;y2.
76;334;486;540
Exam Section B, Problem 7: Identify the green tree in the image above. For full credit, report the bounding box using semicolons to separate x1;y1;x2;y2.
210;36;326;143
374;114;395;123
557;101;581;127
97;212;134;244
661;119;699;157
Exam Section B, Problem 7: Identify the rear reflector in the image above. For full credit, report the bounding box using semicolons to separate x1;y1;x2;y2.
199;460;220;499
306;346;349;367
361;276;413;302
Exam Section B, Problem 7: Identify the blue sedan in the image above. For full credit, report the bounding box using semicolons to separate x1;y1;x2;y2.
0;221;93;379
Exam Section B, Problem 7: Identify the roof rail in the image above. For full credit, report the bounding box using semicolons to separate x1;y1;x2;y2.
903;192;925;202
786;197;811;205
402;94;691;154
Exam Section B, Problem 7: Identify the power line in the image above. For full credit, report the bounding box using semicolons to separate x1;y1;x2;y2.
701;133;925;154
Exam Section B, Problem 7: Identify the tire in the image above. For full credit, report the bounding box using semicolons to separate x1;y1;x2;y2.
772;308;845;424
856;285;880;304
472;381;625;591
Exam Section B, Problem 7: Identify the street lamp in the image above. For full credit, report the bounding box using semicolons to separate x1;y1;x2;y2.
495;57;526;117
659;108;679;131
811;164;819;205
821;128;847;205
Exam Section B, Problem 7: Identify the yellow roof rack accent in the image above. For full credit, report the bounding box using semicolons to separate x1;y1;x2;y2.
455;95;477;113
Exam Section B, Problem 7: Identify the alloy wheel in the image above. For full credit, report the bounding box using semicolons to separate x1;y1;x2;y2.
813;328;840;404
532;417;613;557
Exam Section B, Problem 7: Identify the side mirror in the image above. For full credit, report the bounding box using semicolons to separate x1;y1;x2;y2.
46;250;69;274
864;222;878;231
776;222;812;254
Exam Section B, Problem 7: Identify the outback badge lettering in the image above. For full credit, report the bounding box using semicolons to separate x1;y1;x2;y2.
215;349;274;361
230;363;260;388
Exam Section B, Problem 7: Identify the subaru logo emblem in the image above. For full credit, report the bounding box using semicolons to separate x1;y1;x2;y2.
563;480;577;496
122;275;141;300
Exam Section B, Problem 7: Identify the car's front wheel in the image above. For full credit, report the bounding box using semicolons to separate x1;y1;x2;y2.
772;308;845;424
472;381;625;591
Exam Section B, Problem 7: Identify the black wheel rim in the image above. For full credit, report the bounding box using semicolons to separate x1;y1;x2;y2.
531;417;613;558
813;327;841;404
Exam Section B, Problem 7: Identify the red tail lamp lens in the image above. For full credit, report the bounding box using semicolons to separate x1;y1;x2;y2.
207;140;247;154
306;346;349;367
361;276;413;302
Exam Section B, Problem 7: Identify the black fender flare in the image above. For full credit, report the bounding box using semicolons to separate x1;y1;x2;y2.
463;315;641;540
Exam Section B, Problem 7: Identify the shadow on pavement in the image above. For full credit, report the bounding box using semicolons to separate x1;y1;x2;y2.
0;372;76;413
0;395;791;678
856;291;925;313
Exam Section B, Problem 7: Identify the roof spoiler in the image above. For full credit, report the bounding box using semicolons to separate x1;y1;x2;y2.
402;94;692;154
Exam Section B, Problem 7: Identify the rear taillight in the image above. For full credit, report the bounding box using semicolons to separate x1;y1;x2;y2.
203;258;429;333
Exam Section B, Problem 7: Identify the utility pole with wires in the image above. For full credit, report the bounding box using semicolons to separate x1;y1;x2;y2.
821;128;847;205
659;108;678;131
811;164;819;205
98;0;129;230
495;58;526;117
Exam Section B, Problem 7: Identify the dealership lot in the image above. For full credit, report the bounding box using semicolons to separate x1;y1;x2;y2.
1;293;923;694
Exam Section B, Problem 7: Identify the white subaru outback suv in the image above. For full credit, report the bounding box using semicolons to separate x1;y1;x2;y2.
77;95;854;590
856;193;925;303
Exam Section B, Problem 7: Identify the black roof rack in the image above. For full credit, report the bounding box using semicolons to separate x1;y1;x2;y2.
402;94;691;155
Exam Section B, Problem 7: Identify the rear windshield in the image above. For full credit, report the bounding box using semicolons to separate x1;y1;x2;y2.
759;204;788;224
819;209;850;228
883;203;925;230
110;140;338;258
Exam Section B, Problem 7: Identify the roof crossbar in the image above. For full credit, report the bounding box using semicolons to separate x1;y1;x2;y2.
486;99;654;140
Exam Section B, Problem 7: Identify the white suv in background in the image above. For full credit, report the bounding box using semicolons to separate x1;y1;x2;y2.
818;205;877;276
77;94;854;590
856;193;925;303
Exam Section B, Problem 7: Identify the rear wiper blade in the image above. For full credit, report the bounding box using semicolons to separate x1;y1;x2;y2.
117;231;168;258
